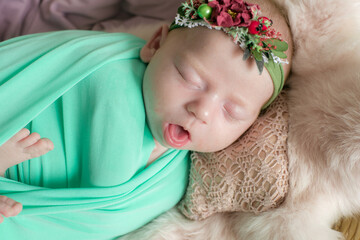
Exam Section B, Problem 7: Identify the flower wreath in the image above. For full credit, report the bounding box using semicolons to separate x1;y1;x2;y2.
169;0;289;109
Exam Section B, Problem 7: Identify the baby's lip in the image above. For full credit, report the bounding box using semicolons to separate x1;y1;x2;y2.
163;123;191;148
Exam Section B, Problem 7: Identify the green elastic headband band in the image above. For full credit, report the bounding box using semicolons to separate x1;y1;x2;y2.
262;61;285;109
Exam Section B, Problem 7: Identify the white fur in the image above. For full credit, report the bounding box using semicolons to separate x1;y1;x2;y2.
119;0;360;239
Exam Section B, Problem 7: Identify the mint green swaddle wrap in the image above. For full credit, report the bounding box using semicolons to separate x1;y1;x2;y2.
0;30;190;239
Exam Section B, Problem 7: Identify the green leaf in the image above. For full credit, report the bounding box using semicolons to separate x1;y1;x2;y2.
243;48;251;61
252;49;263;61
255;59;264;74
267;39;288;51
178;6;185;15
272;50;287;59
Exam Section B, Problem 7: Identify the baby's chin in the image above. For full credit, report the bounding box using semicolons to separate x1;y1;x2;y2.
153;122;239;152
192;138;241;153
179;142;234;153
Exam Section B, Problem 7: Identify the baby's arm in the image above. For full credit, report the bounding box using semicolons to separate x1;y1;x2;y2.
0;128;54;176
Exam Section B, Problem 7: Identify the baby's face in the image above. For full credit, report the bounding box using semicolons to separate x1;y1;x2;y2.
142;27;273;152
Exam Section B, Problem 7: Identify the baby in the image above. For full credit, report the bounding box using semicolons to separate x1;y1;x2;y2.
0;0;292;238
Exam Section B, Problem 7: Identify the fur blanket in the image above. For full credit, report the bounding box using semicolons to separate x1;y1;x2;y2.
119;0;360;239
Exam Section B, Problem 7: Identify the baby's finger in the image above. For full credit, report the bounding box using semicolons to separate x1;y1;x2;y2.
24;138;54;159
0;196;23;218
8;128;30;143
10;202;23;217
18;132;41;148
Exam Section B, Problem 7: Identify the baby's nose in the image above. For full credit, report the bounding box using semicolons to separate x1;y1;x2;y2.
186;97;216;124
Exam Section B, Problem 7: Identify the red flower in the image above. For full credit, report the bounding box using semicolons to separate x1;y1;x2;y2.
248;17;273;35
208;0;260;28
248;20;260;34
258;16;272;31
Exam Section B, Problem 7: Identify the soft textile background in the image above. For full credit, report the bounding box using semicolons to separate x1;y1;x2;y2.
0;0;181;40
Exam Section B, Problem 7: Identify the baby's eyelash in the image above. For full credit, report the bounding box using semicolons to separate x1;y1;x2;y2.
223;106;237;121
185;79;202;90
223;104;243;122
176;67;202;90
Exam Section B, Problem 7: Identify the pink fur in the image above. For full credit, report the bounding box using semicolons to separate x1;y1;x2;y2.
119;0;360;239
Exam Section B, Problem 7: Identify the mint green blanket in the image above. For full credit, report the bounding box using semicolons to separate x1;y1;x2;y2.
0;31;190;239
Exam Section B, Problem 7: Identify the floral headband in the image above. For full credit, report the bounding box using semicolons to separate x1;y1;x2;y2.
169;0;289;109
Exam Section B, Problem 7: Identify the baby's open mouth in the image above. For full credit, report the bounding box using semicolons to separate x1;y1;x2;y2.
164;123;190;148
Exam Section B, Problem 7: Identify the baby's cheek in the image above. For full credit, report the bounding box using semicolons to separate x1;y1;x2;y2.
160;88;184;108
219;128;243;149
196;130;229;152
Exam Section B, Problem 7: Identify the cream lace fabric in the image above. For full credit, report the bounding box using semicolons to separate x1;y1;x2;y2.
178;92;289;220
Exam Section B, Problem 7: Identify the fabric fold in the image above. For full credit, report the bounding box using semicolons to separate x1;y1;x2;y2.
0;30;190;239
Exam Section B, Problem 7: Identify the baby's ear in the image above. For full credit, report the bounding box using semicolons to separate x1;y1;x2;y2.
140;24;169;63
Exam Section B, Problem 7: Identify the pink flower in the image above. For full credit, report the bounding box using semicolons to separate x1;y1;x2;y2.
208;0;260;28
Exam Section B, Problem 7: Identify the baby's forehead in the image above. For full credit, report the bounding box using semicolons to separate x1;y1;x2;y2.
167;28;245;69
170;43;268;89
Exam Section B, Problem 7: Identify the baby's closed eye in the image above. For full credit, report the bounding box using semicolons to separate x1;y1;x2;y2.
176;66;204;90
222;102;243;121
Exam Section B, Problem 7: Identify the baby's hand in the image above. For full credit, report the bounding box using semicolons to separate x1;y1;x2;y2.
0;195;22;223
0;128;54;176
